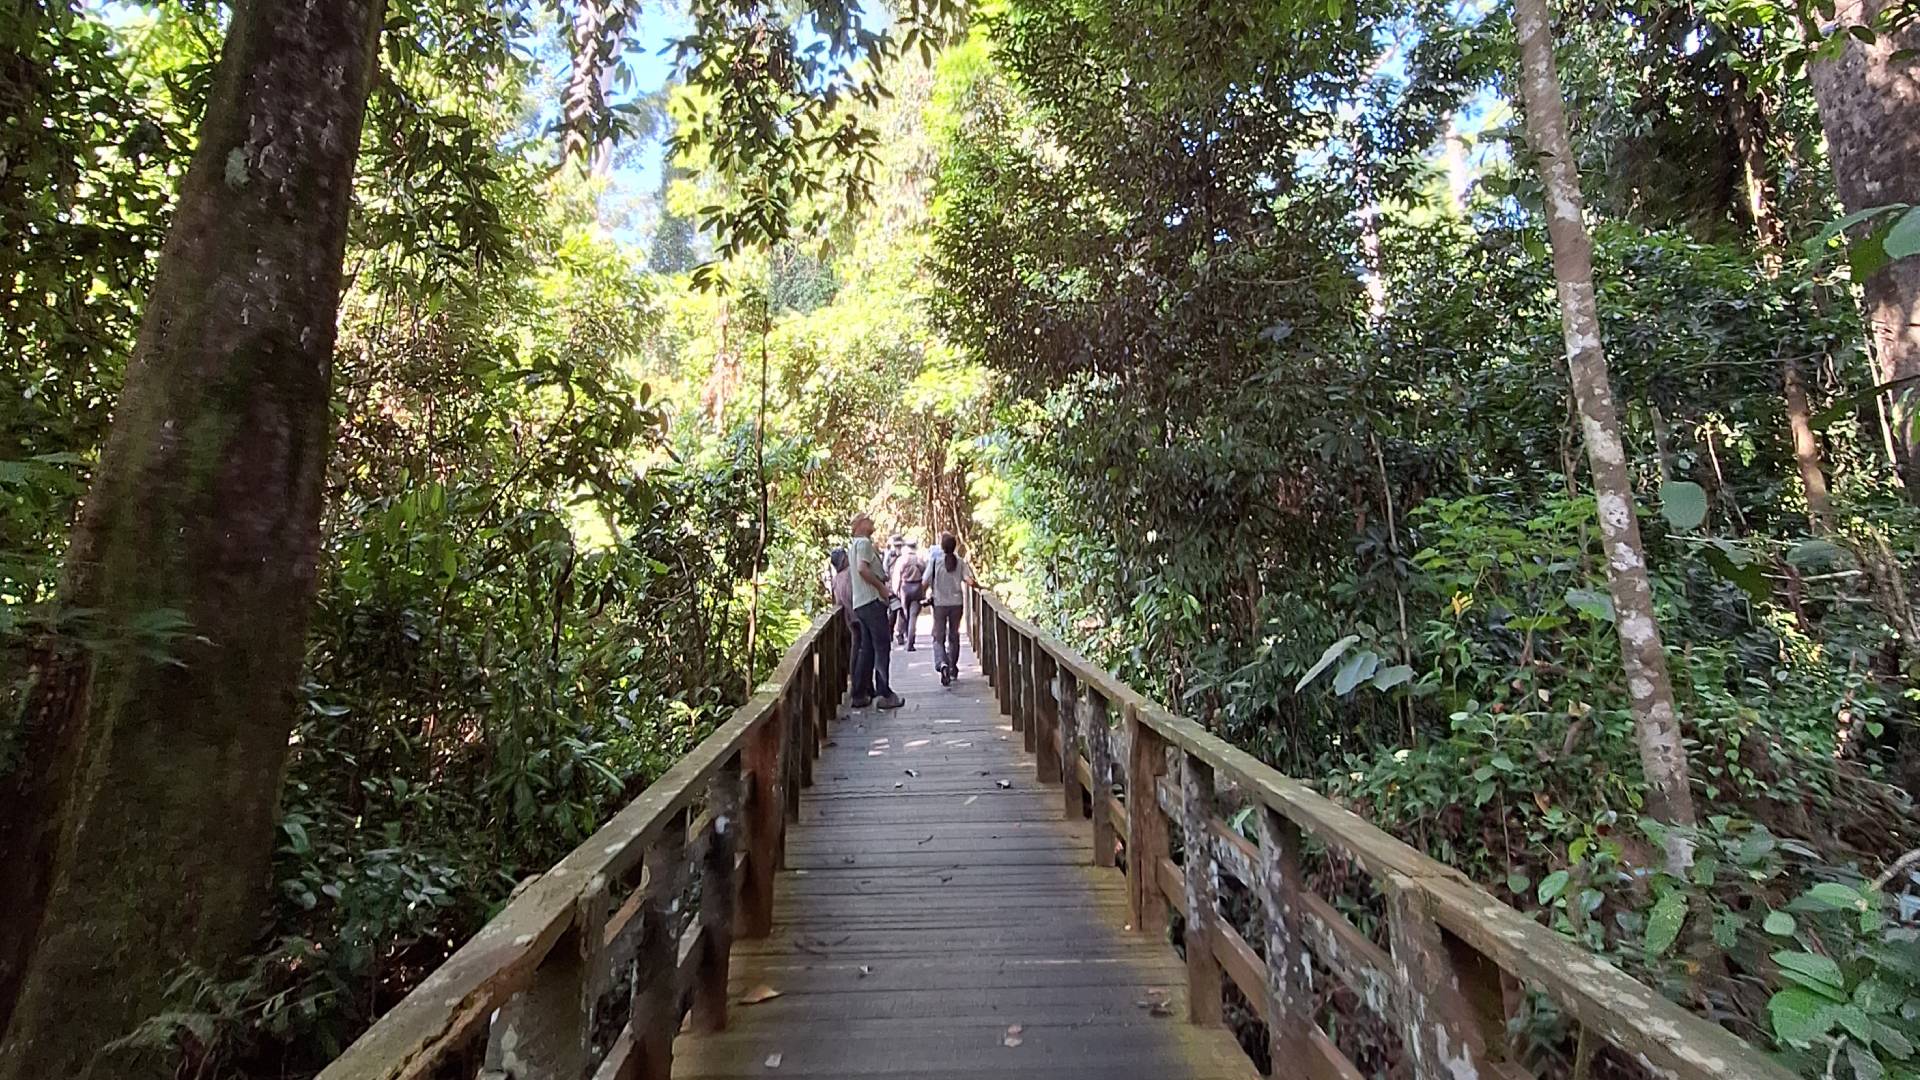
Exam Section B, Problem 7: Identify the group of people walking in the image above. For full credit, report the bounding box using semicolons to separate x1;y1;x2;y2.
826;514;976;710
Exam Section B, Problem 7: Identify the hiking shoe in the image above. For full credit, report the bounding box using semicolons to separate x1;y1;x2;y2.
940;668;952;687
850;695;873;709
875;694;905;710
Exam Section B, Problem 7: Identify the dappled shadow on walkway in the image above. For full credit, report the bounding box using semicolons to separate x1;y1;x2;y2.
671;618;1257;1079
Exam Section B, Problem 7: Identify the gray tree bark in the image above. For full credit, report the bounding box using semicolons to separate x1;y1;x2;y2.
1809;0;1920;497
0;0;385;1073
1511;0;1699;865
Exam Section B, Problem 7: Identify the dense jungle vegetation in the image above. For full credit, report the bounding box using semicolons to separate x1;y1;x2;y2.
3;0;1919;1075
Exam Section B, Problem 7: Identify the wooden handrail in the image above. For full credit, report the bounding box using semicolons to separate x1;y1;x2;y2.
319;611;848;1080
969;588;1790;1080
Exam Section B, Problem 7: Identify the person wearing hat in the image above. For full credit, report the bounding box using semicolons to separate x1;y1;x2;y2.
890;538;927;649
882;534;906;641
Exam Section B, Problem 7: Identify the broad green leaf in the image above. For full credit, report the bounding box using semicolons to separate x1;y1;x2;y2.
1800;881;1867;912
1330;648;1381;695
1846;1043;1886;1080
1538;869;1571;904
1370;664;1414;691
1763;910;1796;936
1786;538;1849;569
1886;206;1920;260
1658;480;1708;531
1805;203;1906;268
1564;586;1614;622
1295;635;1359;693
1644;891;1687;957
1769;987;1839;1047
1704;543;1770;603
1773;949;1846;992
1865;1014;1914;1056
282;820;311;856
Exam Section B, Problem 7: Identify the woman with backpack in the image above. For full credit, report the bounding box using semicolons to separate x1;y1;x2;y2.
923;533;977;686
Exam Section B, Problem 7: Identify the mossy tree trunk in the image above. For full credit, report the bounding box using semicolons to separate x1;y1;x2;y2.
1511;0;1700;868
1809;0;1920;499
0;0;384;1072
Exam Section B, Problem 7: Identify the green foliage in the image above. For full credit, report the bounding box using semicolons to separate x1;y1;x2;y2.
1763;869;1920;1079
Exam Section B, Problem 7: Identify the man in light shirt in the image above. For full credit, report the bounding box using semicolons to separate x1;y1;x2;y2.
847;514;905;709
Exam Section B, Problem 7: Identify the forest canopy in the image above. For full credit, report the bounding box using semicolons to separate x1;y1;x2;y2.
2;0;1918;1075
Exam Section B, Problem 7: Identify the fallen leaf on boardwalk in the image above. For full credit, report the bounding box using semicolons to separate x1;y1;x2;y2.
917;834;934;845
893;782;904;789
996;779;1013;789
857;964;873;977
1003;1024;1024;1048
1137;988;1173;1016
904;768;918;777
963;795;979;806
740;986;783;1005
764;1052;783;1069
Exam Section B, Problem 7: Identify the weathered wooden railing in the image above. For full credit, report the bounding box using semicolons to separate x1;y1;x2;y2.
320;612;847;1080
968;589;1790;1080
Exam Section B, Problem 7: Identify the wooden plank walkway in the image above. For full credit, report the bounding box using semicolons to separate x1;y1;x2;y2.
672;618;1259;1079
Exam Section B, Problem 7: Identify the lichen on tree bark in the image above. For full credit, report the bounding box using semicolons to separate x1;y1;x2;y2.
0;0;386;1072
1510;0;1699;867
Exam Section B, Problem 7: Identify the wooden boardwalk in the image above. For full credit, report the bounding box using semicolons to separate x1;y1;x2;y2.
325;599;1790;1080
672;620;1258;1079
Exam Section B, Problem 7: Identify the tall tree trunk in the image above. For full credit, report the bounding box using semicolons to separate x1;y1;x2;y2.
1730;66;1835;529
1808;0;1920;498
0;0;384;1072
1511;0;1699;866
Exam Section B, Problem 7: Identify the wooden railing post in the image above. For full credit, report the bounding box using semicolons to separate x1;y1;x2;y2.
798;655;816;790
1020;635;1038;753
482;882;608;1080
739;707;781;938
1254;805;1316;1064
631;809;691;1080
1058;668;1083;818
783;683;802;821
1009;630;1028;736
692;755;742;1033
1006;614;1021;714
1385;874;1506;1079
1177;752;1224;1025
1034;649;1061;783
977;597;992;676
1085;690;1116;866
1124;707;1170;932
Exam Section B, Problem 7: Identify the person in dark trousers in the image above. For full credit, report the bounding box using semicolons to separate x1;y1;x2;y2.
847;514;904;710
924;533;976;686
891;539;927;649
